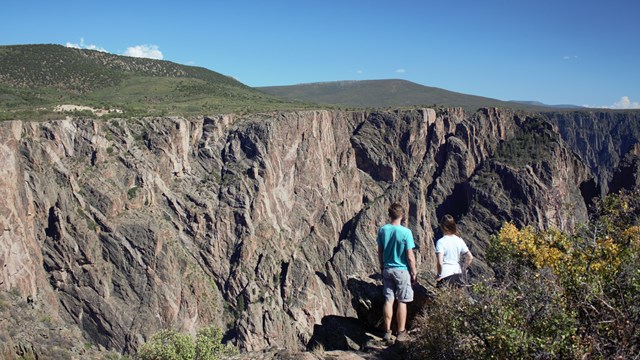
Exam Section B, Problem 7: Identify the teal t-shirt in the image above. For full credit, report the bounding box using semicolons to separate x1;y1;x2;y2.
377;224;415;270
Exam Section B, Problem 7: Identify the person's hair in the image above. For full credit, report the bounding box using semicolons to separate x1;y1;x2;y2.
440;214;457;235
388;203;404;220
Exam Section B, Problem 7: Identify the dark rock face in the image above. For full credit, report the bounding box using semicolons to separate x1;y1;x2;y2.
545;110;640;195
0;108;638;357
609;144;640;193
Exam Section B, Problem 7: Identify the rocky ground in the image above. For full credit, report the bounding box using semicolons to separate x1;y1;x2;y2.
1;108;639;358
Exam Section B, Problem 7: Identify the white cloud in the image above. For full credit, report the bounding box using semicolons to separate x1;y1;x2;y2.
395;68;406;74
611;96;640;109
123;44;163;60
356;69;363;74
563;55;579;60
186;60;196;65
64;39;166;60
585;96;640;109
65;37;107;52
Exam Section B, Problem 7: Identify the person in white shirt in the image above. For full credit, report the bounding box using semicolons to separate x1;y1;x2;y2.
435;214;473;287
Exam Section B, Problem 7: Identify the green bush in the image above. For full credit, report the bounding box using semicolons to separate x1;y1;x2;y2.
194;327;236;360
138;326;237;360
127;186;139;200
412;269;580;359
138;330;194;360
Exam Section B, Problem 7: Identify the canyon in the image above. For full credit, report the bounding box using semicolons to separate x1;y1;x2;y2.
1;108;639;358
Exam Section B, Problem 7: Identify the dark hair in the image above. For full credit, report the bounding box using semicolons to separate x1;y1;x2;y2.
440;214;457;235
388;203;404;220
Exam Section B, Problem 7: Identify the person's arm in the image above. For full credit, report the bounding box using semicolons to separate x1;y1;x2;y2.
407;248;417;283
436;252;444;281
463;251;474;268
377;228;385;273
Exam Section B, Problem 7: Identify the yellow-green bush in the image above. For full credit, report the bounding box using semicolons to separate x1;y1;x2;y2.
138;326;237;360
412;190;640;359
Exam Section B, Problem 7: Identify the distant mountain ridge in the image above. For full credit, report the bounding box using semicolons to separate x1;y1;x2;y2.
510;100;584;109
259;79;580;112
0;44;313;119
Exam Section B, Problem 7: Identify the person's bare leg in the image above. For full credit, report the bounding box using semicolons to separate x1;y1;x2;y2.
396;301;407;332
383;300;394;332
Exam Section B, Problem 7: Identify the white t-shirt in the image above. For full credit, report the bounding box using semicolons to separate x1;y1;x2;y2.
435;234;470;279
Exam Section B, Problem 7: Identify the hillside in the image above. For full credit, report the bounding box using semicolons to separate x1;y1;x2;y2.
0;44;316;120
0;45;583;120
259;79;573;112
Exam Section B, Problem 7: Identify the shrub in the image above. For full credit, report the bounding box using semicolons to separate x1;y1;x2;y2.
194;327;236;360
127;186;139;200
413;190;640;359
412;269;581;359
138;330;195;360
138;326;237;360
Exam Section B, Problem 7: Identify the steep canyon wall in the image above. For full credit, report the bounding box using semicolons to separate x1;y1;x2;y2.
0;108;638;356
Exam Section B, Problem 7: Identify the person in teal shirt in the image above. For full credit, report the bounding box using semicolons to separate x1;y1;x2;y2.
377;203;417;342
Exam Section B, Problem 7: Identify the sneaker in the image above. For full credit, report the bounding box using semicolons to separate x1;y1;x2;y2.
382;330;392;342
396;330;410;342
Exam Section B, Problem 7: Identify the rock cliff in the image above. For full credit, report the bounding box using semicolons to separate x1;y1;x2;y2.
0;108;637;357
545;110;640;196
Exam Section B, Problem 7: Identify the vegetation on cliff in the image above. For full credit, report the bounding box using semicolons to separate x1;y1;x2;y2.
412;190;640;359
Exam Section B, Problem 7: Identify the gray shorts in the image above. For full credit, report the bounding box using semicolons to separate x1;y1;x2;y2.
383;268;414;303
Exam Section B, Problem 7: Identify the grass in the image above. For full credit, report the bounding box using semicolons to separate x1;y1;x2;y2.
76;208;98;231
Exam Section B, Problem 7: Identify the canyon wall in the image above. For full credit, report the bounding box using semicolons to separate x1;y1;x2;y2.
0;108;637;357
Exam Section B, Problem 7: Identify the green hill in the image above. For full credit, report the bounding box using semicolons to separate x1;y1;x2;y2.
259;79;564;112
0;44;316;120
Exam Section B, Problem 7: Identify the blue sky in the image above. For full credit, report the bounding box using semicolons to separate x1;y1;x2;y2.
1;0;638;107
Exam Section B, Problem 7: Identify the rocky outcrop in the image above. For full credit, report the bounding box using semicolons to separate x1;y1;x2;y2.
459;117;591;262
0;108;633;357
